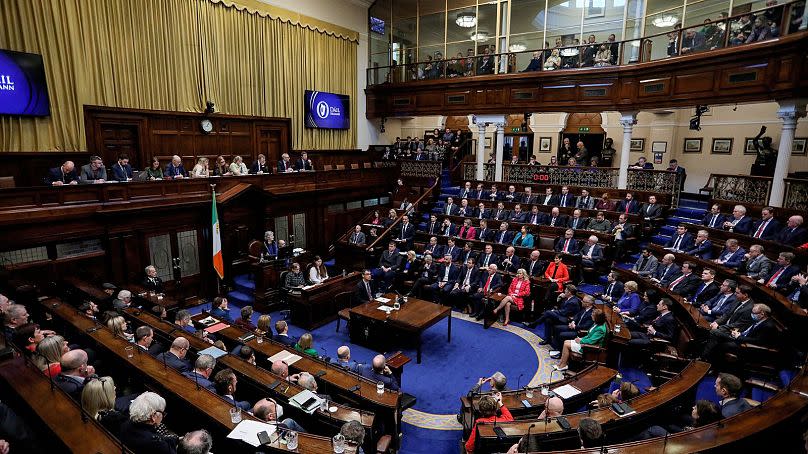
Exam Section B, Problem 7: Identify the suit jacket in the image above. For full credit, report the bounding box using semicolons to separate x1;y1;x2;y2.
46;166;79;185
686;280;720;303
443;203;459;216
571;307;594;332
474;208;491;220
459;250;478;265
556;193;576;208
655;263;681;286
720;397;752;418
741;255;772;279
616;199;640;214
477;272;503;293
525;259;546;277
142;276;164;293
443;245;461;263
503;191;520;202
778;226;808;247
182;371;216;392
702;292;737;319
603;280;625;301
509;211;527;223
436;263;460;285
163;163;186;178
423;243;444;258
155;351;191;373
249;161;270;174
379;249;403;270
764;264;800;290
576;196;595;210
554;237;580;254
499;255;521;274
666;233;695;251
716;247;746;268
456;206;473;217
541;194;559;206
546;215;569;227
685;240;713;260
348;231;366;246
424;221;441;235
455;266;480;291
669;273;701;296
567;216;589;230
715;299;754;330
726;216;753;235
274;333;298;347
580;244;604;262
119;420;178;454
477;252;498;268
55;374;86;401
222;395;252;412
491;209;509;221
751;218;781;240
630;255;657;277
294;159;313;171
650;312;677;342
525;212;547;225
521;194;538;205
557;296;581;318
358;365;400;391
494;230;514;245
277;159;292;172
702;213;727;229
458;188;474;199
79;164;108;183
641;203;663;219
353;280;376;304
736;317;778;347
483;190;502;201
398;223;415;241
111;163;133;181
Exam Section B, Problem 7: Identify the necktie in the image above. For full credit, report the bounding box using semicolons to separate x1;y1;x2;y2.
767;268;784;285
531;214;538;224
573;219;578;229
625;202;630;214
561;195;567;206
500;232;506;243
673;235;682;250
647;205;653;215
463;270;471;287
484;275;493;292
754;220;767;238
443;266;450;281
447;205;452;214
662;266;670;280
551;217;556;226
529;261;535;275
710;214;718;228
352;234;357;243
715;294;729;311
484;254;490;266
366;282;372;300
670;274;685;289
563;239;570;252
694;283;706;298
740;321;759;337
402;223;408;236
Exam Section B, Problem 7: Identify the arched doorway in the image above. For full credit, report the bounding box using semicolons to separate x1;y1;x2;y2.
560;113;606;166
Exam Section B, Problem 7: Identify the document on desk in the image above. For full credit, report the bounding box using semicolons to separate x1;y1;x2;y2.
268;350;302;366
552;384;581;400
197;346;227;359
289;389;322;414
227;420;277;447
375;297;391;304
205;322;229;333
198;316;217;326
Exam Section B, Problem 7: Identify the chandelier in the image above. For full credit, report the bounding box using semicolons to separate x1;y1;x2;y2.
508;43;527;52
455;13;477;28
652;15;678;27
471;31;489;41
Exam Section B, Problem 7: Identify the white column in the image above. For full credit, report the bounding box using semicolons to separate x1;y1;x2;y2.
476;122;487;181
495;123;506;181
618;112;638;189
769;100;807;207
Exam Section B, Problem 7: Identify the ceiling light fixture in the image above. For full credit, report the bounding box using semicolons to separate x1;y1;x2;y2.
652;15;678;28
455;13;476;28
471;31;489;41
508;43;527;52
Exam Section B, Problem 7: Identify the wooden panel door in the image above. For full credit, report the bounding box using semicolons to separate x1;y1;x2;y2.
100;124;141;168
257;127;282;166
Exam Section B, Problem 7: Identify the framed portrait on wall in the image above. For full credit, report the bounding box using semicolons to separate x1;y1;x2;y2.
711;138;733;154
793;138;807;156
629;138;644;151
539;137;552;152
744;138;758;155
484;137;492;148
652;141;667;153
683;138;702;153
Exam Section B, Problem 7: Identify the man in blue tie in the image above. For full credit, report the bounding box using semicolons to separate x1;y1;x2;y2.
699;279;737;322
705;304;778;364
684;268;719;304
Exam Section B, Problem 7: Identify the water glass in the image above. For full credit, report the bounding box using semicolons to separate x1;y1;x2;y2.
256;335;264;344
541;384;549;396
393;301;401;311
286;430;298;450
319;398;329;412
614;324;622;334
403;296;408;303
125;346;134;358
525;387;534;399
332;433;346;453
229;407;242;424
376;381;385;394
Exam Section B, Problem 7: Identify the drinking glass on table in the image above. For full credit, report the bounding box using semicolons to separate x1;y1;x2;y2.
333;433;346;453
229;407;242;424
286;430;298;450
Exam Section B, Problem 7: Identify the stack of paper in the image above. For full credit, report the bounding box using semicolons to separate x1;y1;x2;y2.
375;297;391;304
198;316;217;326
289;389;322;414
197;346;227;359
268;350;302;366
552;384;581;400
227;420;277;447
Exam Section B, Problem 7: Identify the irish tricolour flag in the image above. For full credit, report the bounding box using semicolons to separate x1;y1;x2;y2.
212;190;224;279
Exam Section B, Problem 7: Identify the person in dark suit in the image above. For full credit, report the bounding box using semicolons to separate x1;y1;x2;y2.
777;215;807;246
545;207;568;228
665;224;695;252
611;213;634;261
684;268;720;304
45;160;79;186
547;294;595;351
294;152;313;171
508;204;527;223
567;209;589;230
119;392;179;454
494;222;514;245
476;48;495;75
348;225;366;246
525;206;547;225
213;369;251;411
457;199;473;218
554;229;579;255
785;272;808;310
459;181;474;199
715;373;752;418
422;236;444;258
557;186;576;208
627;298;677;346
759;252;799;293
651;253;681;287
277;153;293;172
111;154;134;182
163;155;186;179
181;355;217;392
739;244;772;279
423;214;441;235
722;205;753;234
459;243;478;265
396;214;415;250
701;286;755;360
475;202;491;220
437;218;455;238
685;230;714;260
375;241;403;293
134;326;162;356
521;187;537;205
668;262;701;296
477;244;498;268
701;204;726;229
358;355;400;391
470;183;486;200
443;238;461;263
524;250;545;277
540;187;558;206
499;247;521;274
705;303;778;364
273;320;298;347
246;153;267;174
470;264;503;319
410;255;438;298
523;51;542;71
55;349;94;401
536;284;581;337
629;157;654;170
484;184;502;202
713;238;746;269
428;254;460;304
443;197;459;216
666;159;687;191
622;289;661;332
615;193;640;214
579;235;604;269
503;185;520;203
598;271;625;305
142;265;164;293
491;202;509;221
750;207;781;240
450;257;480;312
700;279;738;322
155;338;192;373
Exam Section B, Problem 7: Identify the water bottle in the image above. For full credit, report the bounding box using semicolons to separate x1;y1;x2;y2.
342;269;346;277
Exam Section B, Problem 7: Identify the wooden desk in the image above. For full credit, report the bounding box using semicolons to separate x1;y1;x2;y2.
349;294;452;364
65;276;180;310
290;272;361;330
128;283;181;309
0;357;132;454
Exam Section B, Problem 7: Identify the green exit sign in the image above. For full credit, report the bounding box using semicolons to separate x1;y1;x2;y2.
578;127;590;133
512;127;520;132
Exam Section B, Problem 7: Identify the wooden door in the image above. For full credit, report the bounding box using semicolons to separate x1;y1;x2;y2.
100;124;141;168
257;127;283;166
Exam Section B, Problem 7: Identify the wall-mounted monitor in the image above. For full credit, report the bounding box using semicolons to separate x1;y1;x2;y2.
304;90;350;130
0;49;50;116
370;17;385;35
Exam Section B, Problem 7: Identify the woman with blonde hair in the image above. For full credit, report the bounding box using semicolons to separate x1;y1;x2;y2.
255;314;273;337
82;376;127;435
191;157;210;178
493;268;532;326
34;334;68;377
294;333;318;357
107;316;133;341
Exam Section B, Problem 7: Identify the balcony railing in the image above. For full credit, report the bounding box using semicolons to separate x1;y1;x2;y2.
711;174;773;206
784;178;808;211
368;0;803;87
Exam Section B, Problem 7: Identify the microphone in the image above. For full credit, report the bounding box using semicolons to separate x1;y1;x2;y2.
320;347;331;363
193;369;201;391
516;373;524;391
524;423;536;453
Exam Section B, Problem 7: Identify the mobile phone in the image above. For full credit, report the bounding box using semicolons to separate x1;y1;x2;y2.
556;416;571;430
493;426;507;439
302;397;317;409
611;402;625;414
257;430;271;445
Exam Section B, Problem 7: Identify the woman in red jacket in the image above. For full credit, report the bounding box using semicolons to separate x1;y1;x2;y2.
544;254;570;292
465;394;513;452
493;268;532;326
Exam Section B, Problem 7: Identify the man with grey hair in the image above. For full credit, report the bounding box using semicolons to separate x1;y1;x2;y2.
165;155;186;179
178;429;212;454
143;265;164;293
113;290;133;310
157;337;192;372
469;371;507;395
271;359;300;383
182;354;216;392
340;420;366;451
121;391;178;452
651;253;680;287
2;303;29;339
580;235;603;269
278;152;293;173
778;215;807;246
175;309;195;334
740;244;772;279
722;204;752;234
297;372;331;400
357;354;400;391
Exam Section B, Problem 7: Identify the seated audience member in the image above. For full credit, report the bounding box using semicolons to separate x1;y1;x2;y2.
178;430;213;454
119;392;179;454
373;242;402;292
668;261;700;296
702;204;726;228
229;155;248;175
174;310;195;334
499;246;520;273
270;360;300;383
383;208;397;228
612;382;641;402
580;235;604;269
294;332;318;357
544;254;570;293
615;281;642;316
640;195;662;220
623;289;661;331
348;225;366;246
629;157;653;170
512;225;534;248
46;160;79;185
706;303;778;362
536;284;581;335
599;271;625;305
450;258;479;313
212;155;231;176
524;250;545;278
567;209;589;230
134;326;159;355
491;202;508;221
457;199;473;218
575;189;594;210
333;345;357;371
458;181;474;199
700;279;738;322
470;264;502;319
107;315;133;341
665;224;694;252
578;418;604;448
213;368;251;411
182;355;217;392
588;211;612;233
701;286;755;359
778;215;807;246
82;376;128;436
503;185;519;202
79;156;108;184
611;214;634;260
477;243;498;268
557;186;575;208
627;298;677;346
751;206;781;240
443;197;459;216
397;250;419;284
595;193;615;211
713;239;746;269
308;255;329;284
285;263;306;289
294;152;313;171
112;154;134;181
714;373;752;417
142;265;164;293
740;244;772;279
493;221;514;245
407;253;435;297
554;229;579;254
553;309;608;371
298;371;331;401
685;229;713;260
190;157;210;178
521;186;536;205
468;371;508;394
615;192;640;214
112;290;133;311
210;297;233;323
358;354;400;391
651;253;681;286
443;238;461;263
459;243;477;265
722;205;753;234
340;420;366;454
525;205;545;226
34;335;68;377
746;16;772;42
429;253;459;304
546;294;594;351
456;218;475;240
465;394;513;453
277;153;294;172
12;322;51;354
632;248;658;276
786;271;808;309
164;155;186;179
486;184;502;202
508;204;527;223
56;349;95;401
249;153;269;174
634;399;721;439
253;398;305;433
492;268;531;326
685;268;720;304
759;252;799;293
538;396;564;419
546;207;568;227
234;306;257;331
423;236;443;259
155;337;192;373
540;187;557;206
353;270;377;304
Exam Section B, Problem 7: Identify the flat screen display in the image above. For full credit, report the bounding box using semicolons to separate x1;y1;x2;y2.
0;49;50;116
370;17;385;35
304;90;350;129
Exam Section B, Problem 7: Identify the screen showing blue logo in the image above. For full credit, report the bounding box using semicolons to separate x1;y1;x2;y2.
304;90;350;129
0;49;50;117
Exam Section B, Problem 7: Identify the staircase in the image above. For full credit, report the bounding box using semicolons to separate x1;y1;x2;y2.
650;196;710;247
227;274;255;307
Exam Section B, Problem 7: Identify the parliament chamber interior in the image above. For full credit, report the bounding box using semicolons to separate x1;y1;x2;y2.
2;0;808;453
